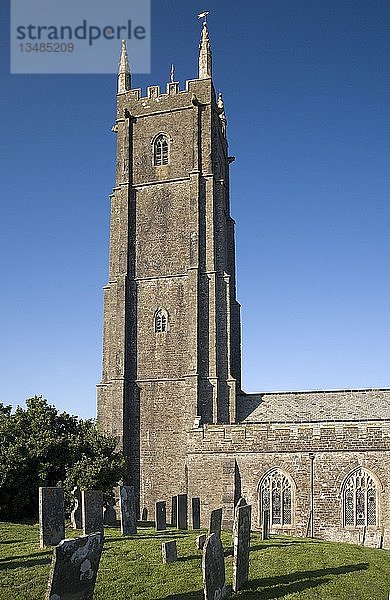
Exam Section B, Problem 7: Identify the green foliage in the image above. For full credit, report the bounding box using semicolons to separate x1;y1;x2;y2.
0;397;124;520
0;523;389;599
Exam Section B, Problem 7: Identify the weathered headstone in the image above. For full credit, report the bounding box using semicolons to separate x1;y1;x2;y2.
235;497;247;514
262;509;270;540
171;496;177;527
177;493;188;530
209;507;223;538
202;533;226;600
103;498;118;526
192;497;201;529
161;540;177;564
70;485;82;530
39;487;65;548
82;490;104;535
196;533;206;550
141;507;148;521
232;503;252;592
119;485;137;535
155;501;167;531
45;532;104;600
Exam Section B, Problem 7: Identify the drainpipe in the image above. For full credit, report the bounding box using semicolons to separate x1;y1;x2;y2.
309;452;315;538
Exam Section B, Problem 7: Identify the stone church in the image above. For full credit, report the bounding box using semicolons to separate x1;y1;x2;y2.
97;23;390;549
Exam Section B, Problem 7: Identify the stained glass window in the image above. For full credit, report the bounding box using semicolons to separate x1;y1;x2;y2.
260;469;292;526
343;468;377;527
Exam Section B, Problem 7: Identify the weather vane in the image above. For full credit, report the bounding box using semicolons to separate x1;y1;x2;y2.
197;11;209;25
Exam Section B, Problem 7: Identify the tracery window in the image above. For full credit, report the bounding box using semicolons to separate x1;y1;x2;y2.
154;308;168;333
153;134;169;166
343;467;377;527
259;468;292;526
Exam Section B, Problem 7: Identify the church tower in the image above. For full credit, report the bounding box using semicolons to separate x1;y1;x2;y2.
97;23;241;512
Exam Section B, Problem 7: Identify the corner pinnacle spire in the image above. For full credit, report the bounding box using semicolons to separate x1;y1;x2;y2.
198;17;212;79
118;39;131;93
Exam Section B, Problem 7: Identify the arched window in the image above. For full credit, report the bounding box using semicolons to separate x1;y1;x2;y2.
154;308;168;333
259;468;293;526
342;467;378;527
153;134;169;166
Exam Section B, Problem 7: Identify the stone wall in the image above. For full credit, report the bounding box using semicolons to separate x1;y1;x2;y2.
187;420;390;548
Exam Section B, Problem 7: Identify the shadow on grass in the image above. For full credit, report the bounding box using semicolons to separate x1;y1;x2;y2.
177;554;201;563
158;591;203;600
0;556;51;571
250;541;308;552
238;563;368;599
0;539;25;545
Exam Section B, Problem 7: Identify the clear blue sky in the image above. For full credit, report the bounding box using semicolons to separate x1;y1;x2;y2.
1;1;390;418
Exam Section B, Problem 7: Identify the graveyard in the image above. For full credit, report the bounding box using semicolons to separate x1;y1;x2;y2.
0;517;389;599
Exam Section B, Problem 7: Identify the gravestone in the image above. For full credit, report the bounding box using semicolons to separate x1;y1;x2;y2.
196;533;206;550
209;507;223;538
232;503;252;592
171;496;177;527
82;490;104;535
202;533;226;600
70;485;82;530
235;497;247;514
192;497;201;529
177;493;188;530
39;487;65;548
155;501;167;531
45;532;103;600
103;498;118;526
141;507;148;521
262;509;270;540
119;485;137;535
161;540;177;564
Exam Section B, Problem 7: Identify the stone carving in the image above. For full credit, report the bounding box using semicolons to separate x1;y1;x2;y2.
161;540;177;564
39;487;65;548
45;532;103;600
192;497;201;529
177;493;188;530
196;533;206;550
262;509;270;540
82;490;104;535
171;496;177;527
103;498;118;526
155;501;167;531
232;503;252;592
70;486;82;530
119;485;137;535
202;533;226;600
209;507;223;538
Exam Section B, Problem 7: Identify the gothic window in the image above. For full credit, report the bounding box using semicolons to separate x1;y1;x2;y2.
154;308;168;333
259;468;293;526
342;467;378;527
153;134;169;166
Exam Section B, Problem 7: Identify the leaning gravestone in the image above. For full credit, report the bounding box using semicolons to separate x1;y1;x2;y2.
262;509;270;540
171;496;177;527
82;490;104;535
161;540;177;564
45;532;103;600
119;485;137;535
202;533;226;600
232;503;252;592
155;501;167;531
70;485;82;530
39;487;65;548
177;493;188;530
209;507;223;538
192;497;201;529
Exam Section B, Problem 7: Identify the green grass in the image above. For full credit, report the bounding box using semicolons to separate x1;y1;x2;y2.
0;521;389;599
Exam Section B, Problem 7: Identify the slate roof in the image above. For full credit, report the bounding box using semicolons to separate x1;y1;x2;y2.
237;388;390;424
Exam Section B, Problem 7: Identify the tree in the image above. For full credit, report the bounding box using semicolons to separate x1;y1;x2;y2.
0;396;125;521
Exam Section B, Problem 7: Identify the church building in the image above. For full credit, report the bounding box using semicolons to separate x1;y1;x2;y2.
97;23;390;549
